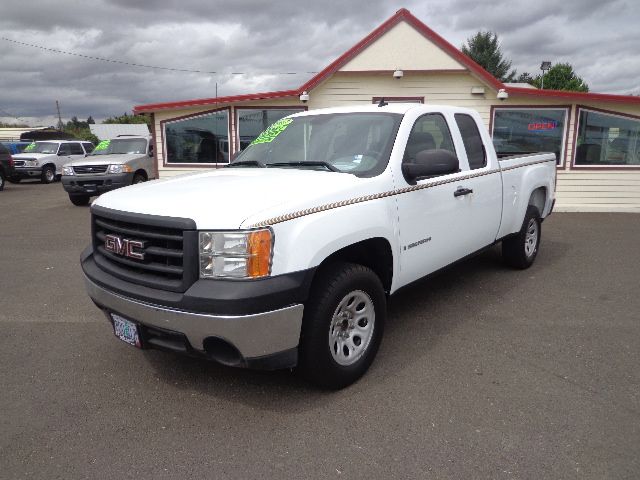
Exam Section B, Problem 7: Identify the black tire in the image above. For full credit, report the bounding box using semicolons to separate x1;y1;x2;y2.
41;165;56;184
298;262;386;389
69;194;90;206
132;173;146;184
502;205;541;269
8;176;21;184
0;173;5;191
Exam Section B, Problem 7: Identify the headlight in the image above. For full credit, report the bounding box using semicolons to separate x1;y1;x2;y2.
199;229;273;279
107;164;133;174
25;160;38;167
62;166;74;176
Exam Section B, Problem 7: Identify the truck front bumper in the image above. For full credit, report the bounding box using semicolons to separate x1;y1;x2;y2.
62;172;134;196
14;166;43;179
81;248;312;370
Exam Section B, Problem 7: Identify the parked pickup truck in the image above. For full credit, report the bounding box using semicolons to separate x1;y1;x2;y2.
81;104;556;389
62;135;154;206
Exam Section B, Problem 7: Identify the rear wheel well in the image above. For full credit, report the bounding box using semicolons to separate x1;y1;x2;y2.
528;187;547;215
317;238;393;293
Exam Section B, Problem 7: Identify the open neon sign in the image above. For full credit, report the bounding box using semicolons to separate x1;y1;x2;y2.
528;121;558;131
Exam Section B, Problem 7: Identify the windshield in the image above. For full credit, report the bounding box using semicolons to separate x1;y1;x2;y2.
24;142;59;154
231;112;402;177
90;138;147;156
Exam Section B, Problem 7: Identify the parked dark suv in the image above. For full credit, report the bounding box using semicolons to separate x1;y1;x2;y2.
0;142;16;191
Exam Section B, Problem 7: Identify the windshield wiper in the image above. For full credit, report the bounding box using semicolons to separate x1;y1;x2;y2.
269;161;340;172
226;160;266;168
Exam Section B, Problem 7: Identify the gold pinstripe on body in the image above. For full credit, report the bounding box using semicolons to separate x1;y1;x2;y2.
250;158;555;228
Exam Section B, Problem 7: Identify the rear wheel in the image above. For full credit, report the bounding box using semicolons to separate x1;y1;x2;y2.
69;194;90;206
0;172;5;191
502;205;541;269
41;165;55;184
298;262;386;389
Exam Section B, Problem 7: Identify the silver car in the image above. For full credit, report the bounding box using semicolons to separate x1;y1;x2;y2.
61;136;155;206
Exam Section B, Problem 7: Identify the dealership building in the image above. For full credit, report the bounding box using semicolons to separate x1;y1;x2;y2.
134;8;640;212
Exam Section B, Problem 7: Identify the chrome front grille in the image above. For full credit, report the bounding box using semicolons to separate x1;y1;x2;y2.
74;165;108;174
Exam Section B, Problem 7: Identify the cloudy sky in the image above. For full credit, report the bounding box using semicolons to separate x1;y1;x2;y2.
1;0;638;126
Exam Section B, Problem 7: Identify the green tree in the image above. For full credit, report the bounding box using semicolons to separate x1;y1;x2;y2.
103;112;151;127
87;116;95;124
516;72;535;84
461;31;517;82
531;63;589;92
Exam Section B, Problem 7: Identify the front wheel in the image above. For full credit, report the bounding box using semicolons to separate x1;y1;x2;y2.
298;262;386;389
0;173;5;191
132;173;146;184
41;165;55;184
69;194;90;206
502;205;541;269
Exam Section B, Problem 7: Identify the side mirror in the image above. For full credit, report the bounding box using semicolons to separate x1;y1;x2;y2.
402;149;459;183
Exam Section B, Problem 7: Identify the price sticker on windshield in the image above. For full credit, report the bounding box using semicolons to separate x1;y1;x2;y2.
94;140;110;151
250;118;293;145
24;142;36;152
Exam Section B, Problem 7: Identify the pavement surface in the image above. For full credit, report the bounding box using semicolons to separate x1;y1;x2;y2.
1;181;639;479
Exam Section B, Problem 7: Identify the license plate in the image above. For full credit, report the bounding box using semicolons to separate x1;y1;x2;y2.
111;313;141;348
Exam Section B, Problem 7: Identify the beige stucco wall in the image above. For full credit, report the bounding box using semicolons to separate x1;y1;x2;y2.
339;22;466;72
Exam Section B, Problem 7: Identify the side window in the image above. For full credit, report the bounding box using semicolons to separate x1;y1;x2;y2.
69;143;84;155
455;114;486;169
82;142;94;153
404;113;456;163
58;144;71;155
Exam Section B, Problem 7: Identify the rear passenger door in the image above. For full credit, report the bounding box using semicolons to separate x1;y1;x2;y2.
452;113;502;250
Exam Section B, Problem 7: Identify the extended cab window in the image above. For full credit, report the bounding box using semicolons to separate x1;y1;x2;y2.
455;114;486;169
404;113;456;164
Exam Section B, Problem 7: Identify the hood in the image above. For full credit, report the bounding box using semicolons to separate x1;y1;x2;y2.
92;168;386;229
65;153;145;166
12;153;54;160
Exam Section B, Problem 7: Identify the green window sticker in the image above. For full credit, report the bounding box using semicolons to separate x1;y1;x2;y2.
250;118;293;145
95;140;110;151
24;142;36;152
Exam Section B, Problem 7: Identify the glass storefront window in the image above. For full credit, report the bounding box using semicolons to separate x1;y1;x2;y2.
492;108;568;165
236;108;304;153
575;109;640;166
165;109;229;164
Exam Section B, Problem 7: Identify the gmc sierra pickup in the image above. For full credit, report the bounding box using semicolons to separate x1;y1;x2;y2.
81;104;556;388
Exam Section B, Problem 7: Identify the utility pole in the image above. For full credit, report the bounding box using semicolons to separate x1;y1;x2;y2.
55;100;64;130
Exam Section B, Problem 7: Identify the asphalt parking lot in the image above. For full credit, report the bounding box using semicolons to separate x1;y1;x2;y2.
1;181;639;479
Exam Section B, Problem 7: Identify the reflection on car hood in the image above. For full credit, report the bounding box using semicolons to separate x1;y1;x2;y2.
65;153;146;166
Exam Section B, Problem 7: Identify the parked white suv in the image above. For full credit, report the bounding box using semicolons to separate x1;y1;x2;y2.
62;136;155;206
11;140;94;184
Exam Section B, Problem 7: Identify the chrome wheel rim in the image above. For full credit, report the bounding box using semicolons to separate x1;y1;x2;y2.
524;218;538;258
328;290;375;366
45;169;54;182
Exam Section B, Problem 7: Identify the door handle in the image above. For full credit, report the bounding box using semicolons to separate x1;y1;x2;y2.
454;186;473;197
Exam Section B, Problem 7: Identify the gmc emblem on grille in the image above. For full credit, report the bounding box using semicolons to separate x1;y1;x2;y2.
104;234;146;260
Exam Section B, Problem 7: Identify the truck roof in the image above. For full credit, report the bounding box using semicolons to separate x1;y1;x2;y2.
289;103;480;117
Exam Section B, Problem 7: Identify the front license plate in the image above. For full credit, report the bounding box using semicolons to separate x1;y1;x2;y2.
111;313;141;348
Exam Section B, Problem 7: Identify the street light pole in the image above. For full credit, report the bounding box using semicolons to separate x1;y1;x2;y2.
540;61;551;89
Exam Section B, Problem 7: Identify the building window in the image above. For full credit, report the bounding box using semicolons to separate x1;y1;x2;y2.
236;108;304;154
492;108;568;165
574;108;640;167
164;109;230;164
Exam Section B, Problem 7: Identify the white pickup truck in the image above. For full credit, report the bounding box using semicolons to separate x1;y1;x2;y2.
81;104;556;388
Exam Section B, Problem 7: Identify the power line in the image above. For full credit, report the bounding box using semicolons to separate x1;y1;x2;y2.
1;37;317;76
